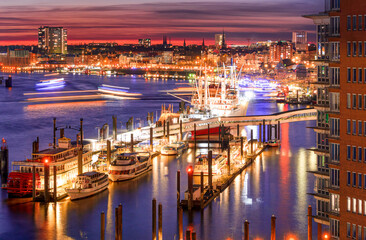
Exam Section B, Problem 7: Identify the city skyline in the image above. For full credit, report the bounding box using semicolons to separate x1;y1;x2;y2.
0;0;323;45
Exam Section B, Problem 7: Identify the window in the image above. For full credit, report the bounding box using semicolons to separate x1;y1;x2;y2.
330;92;339;112
348;16;352;30
359;15;363;31
348;171;351;185
359;200;363;214
353;146;357;160
364;42;366;56
331;17;340;35
354;15;357;31
353;224;356;239
330;118;340;137
365;15;366;30
364;122;366;136
360;68;363;82
330;143;340;162
359;147;363;161
364;148;366;162
353;120;357;135
359;174;363;188
347;94;351;108
359;121;363;135
359;42;363;56
348;68;351;82
347;119;351;134
365;200;366;215
330;194;340;213
331;42;340;61
364;95;366;109
347;197;351;211
358;226;362;240
365;174;366;189
353;42;357;56
347;146;351;160
353;94;357;108
348;42;351;56
347;222;351;237
330;67;340;86
331;168;340;187
353;198;357;212
353;173;357;187
353;68;357;82
359;94;363;109
364;69;366;83
330;219;340;238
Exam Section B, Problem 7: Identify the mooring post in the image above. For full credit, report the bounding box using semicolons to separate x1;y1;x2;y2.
150;127;153;151
262;120;266;142
268;124;272;141
44;163;49;202
178;207;183;240
101;211;105;240
200;171;204;194
130;134;134;153
192;231;196;240
152;199;157;240
78;149;83;175
271;215;276;240
180;120;183;141
32;165;36;201
250;130;253;155
158;203;162;240
274;123;278;140
177;170;180;208
277;121;281;140
227;145;231;175
115;207;118;240
259;123;262;145
113;116;117;141
208;150;213;189
244;220;249;240
80;118;84;150
107;140;111;166
186;230;191;240
240;137;244;158
53;166;57;202
308;205;312;240
207;124;210;150
118;204;122;240
163;120;166;138
53;118;56;149
219;124;222;150
237;124;240;138
167;121;170;142
188;166;193;211
317;223;322;240
194;123;197;153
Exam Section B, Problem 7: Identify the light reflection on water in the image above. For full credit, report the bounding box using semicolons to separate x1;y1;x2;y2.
0;73;318;239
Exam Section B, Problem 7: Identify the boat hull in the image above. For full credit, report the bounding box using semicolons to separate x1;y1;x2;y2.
109;165;152;182
66;180;109;201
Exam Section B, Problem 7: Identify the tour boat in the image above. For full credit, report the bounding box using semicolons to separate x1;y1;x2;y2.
161;142;188;155
6;136;93;197
193;153;227;176
66;171;109;200
268;139;281;147
35;78;65;90
109;152;152;181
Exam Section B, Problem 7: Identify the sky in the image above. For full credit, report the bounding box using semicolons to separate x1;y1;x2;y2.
0;0;323;45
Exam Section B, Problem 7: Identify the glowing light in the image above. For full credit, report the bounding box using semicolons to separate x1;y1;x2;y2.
187;165;193;173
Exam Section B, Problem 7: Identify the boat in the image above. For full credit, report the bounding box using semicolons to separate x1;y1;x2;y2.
66;171;109;200
35;78;65;90
109;152;152;181
5;136;93;198
161;142;188;155
268;139;281;147
193;153;227;176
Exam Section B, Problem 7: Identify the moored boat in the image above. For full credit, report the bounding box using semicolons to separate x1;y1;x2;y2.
66;171;109;200
109;152;152;181
268;139;281;147
193;153;227;176
161;142;188;155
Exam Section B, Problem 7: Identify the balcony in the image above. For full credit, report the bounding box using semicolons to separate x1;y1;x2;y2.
308;170;330;179
307;148;330;157
308;192;330;202
309;126;330;134
314;103;330;112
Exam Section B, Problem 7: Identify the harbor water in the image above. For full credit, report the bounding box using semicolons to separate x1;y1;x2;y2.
0;73;317;239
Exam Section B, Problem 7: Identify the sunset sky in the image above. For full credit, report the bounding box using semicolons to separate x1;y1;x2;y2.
0;0;323;45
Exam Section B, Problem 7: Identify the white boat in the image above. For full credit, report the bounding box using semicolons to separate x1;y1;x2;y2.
193;153;227;176
109;152;152;181
161;142;188;155
36;78;65;90
268;139;281;147
66;171;109;200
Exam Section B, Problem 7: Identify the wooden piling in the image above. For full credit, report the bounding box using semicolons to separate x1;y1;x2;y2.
158;203;162;240
308;205;312;240
107;140;111;166
150;127;153;151
118;204;122;240
101;211;105;240
78;149;83;175
268;124;272;141
53;118;56;149
53;166;57;202
177;171;180;208
32;166;36;201
44;163;49;202
167;121;170;142
80;118;84;150
262;120;266;142
227;145;230;175
244;220;249;240
113;116;117;141
250;130;253;154
271;215;276;240
188;167;193;211
240;137;244;158
317;223;322;240
130;134;134;153
180;120;183;141
178;207;183;240
277;121;281;140
208;150;213;189
194;124;197;153
237;124;240;137
274;123;278;140
115;207;118;240
207;124;210;150
192;231;196;240
60;128;64;138
163;120;166;138
186;230;191;240
152;199;157;240
259;123;262;144
200;171;204;194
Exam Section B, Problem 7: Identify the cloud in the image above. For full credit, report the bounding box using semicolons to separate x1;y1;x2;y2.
0;1;320;44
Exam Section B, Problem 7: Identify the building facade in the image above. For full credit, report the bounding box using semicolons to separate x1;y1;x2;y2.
292;31;308;51
38;26;68;54
269;41;294;63
306;0;366;239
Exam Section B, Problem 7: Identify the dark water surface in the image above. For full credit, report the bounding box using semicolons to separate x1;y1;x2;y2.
0;73;317;239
